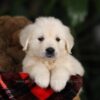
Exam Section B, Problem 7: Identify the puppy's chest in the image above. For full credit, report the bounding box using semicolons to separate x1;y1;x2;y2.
43;61;56;70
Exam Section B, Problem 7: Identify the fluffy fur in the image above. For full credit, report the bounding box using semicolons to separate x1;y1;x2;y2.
20;17;84;92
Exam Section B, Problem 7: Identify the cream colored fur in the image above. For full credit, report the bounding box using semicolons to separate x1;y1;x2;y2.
20;17;84;92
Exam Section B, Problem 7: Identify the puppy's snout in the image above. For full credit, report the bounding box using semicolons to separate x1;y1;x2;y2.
46;47;55;57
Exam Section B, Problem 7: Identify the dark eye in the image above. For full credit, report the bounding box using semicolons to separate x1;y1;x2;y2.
38;37;44;42
56;37;60;42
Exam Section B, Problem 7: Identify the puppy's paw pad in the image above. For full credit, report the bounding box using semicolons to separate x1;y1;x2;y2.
50;80;67;92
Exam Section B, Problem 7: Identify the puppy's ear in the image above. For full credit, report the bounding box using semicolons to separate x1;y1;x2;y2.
20;24;34;51
64;26;74;54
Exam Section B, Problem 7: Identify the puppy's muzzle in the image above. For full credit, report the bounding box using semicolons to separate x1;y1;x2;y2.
45;47;55;58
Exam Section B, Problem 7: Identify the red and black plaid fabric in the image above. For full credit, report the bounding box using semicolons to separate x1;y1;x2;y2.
0;72;83;100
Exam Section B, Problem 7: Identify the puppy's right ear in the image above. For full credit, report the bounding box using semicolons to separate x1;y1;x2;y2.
64;26;74;54
20;24;34;51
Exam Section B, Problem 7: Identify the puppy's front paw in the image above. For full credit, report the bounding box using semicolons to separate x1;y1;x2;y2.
30;65;50;88
50;68;70;92
35;74;50;88
50;78;68;92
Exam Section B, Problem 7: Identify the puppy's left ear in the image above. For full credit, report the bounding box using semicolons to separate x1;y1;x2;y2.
64;26;74;54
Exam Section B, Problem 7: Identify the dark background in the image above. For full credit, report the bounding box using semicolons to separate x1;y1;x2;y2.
0;0;100;100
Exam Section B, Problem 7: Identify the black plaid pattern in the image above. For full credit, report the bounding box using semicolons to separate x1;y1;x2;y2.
0;72;83;100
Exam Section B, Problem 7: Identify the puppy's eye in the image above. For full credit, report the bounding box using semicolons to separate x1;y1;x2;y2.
56;37;60;42
38;37;44;42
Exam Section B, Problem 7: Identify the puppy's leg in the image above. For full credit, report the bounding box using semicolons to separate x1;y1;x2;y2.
50;67;70;92
30;64;50;88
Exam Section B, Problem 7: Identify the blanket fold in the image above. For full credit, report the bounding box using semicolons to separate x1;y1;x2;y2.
0;72;82;100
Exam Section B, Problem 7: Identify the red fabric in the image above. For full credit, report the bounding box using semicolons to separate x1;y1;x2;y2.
31;86;54;100
19;72;29;79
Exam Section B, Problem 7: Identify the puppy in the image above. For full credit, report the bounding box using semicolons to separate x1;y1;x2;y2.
20;17;84;92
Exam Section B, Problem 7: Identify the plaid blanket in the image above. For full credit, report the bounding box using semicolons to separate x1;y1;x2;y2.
0;72;83;100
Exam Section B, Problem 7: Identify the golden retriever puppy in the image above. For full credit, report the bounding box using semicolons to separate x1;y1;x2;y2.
20;17;84;92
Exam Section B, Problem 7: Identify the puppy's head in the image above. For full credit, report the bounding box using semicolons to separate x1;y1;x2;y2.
20;17;74;59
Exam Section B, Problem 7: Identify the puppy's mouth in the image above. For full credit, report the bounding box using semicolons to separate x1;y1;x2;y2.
46;53;55;58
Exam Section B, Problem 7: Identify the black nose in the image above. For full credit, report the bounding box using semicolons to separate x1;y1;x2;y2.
46;47;55;57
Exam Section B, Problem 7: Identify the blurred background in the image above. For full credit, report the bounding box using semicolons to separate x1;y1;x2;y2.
0;0;100;100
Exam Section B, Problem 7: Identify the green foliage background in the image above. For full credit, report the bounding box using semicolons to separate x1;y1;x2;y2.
0;0;100;100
